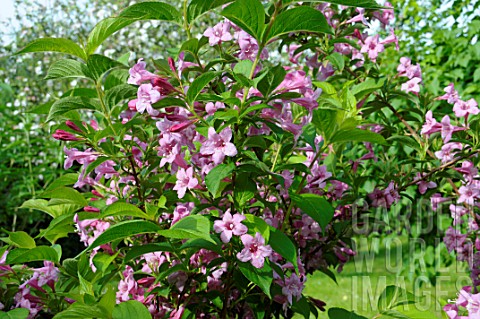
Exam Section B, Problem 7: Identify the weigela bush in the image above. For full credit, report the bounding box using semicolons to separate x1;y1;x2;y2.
2;0;479;318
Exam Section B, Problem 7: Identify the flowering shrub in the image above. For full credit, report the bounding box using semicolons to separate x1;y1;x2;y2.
2;0;479;318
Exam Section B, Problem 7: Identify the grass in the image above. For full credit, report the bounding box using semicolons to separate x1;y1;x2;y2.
302;235;469;319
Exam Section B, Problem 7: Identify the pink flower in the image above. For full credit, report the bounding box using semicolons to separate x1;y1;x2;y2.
237;233;272;269
415;173;437;194
200;127;237;165
420;110;442;136
380;29;399;50
173;167;198;198
213;210;248;243
52;129;80;141
373;3;394;25
453;98;480;118
438;83;459;104
434;142;462;163
397;57;421;79
444;227;467;253
458;184;479;205
136;83;161;116
172;203;193;225
177;52;198;75
345;8;369;25
440;115;463;143
235;30;268;61
360;35;384;62
281;273;305;305
383;181;400;207
430;193;450;211
455;161;478;183
401;77;422;94
205;101;225;116
204;21;232;46
128;59;156;85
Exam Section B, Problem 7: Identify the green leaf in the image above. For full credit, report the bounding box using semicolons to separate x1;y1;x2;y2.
78;272;94;296
47;96;100;122
5;231;36;249
234;59;254;78
86;18;135;55
331;128;387;145
238;261;272;298
328;308;368;319
205;163;235;196
112;300;152;319
283;0;383;9
312;109;337;141
15;38;87;60
0;308;30;319
221;0;265;40
41;187;89;207
266;6;332;42
45;59;92;80
89;220;162;249
104;84;138;109
351;77;385;100
87;54;126;80
5;246;60;264
19;199;74;218
180;38;200;56
99;202;149;219
46;173;80;191
187;0;231;23
268;227;297;269
378;285;416;311
187;71;217;104
234;174;257;208
158;215;215;243
327;52;345;72
381;309;437;319
52;304;106;319
257;65;286;97
243;214;270;241
119;1;181;23
290;193;334;229
124;243;173;262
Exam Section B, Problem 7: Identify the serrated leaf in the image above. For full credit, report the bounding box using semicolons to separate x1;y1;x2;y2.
291;193;334;230
268;227;297;270
119;1;181;23
41;187;89;207
328;308;368;319
0;308;30;319
52;304;106;319
257;65;286;97
86;18;135;55
158;215;215;243
5;246;59;264
266;6;332;42
99;202;149;219
104;84;137;109
186;71;217;104
89;220;162;250
187;0;231;23
47;97;100;122
221;0;265;40
331;128;387;145
4;231;36;249
15;38;87;60
87;54;126;80
45;59;92;80
283;0;383;9
112;300;152;319
205;163;235;197
238;261;272;298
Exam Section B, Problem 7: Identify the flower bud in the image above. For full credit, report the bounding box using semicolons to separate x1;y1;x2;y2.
52;130;80;141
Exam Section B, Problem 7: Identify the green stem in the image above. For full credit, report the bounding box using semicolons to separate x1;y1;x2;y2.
183;0;192;39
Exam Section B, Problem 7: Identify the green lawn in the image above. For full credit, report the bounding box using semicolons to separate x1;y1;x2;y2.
302;236;469;318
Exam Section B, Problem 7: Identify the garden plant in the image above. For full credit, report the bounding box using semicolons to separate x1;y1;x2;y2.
1;0;480;318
